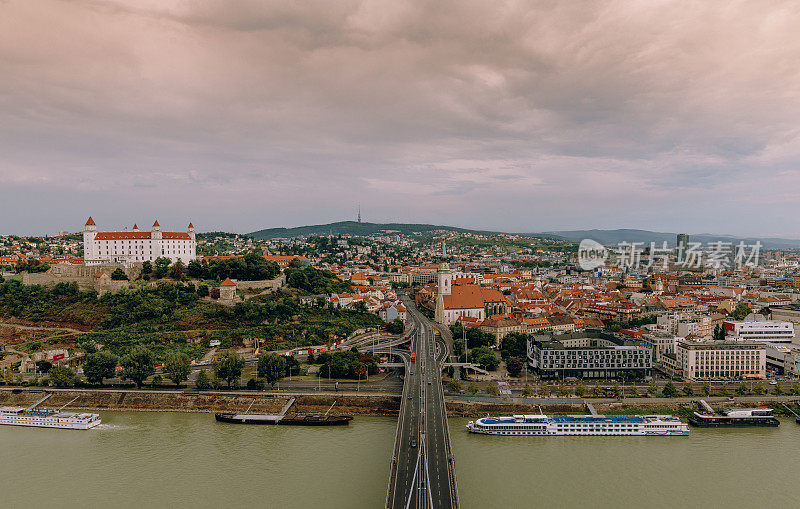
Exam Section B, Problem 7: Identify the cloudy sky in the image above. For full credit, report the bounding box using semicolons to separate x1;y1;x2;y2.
2;0;799;236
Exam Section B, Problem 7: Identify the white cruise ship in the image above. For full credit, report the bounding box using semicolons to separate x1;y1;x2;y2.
0;394;101;430
466;413;689;436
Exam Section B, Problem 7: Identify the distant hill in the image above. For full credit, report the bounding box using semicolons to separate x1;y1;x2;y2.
248;221;510;240
545;229;800;250
247;222;799;250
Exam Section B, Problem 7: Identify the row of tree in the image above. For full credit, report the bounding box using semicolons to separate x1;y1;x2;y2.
315;349;379;379
47;347;192;388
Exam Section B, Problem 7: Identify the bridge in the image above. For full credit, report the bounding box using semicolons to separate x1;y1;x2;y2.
377;297;459;509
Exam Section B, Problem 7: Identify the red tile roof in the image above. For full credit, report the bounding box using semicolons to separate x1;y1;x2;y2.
95;232;152;240
153;220;160;227
85;216;96;226
94;231;190;240
220;277;236;287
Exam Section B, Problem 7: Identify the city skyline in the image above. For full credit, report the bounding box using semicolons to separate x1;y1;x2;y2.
2;1;800;236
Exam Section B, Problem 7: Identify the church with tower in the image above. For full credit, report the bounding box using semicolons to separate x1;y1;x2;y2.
434;262;509;326
83;217;197;266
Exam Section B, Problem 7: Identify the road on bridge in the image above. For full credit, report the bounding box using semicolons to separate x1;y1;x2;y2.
385;296;458;509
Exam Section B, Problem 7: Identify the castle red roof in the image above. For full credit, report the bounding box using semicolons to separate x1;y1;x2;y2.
94;231;190;240
153;220;160;227
85;216;96;226
220;277;236;287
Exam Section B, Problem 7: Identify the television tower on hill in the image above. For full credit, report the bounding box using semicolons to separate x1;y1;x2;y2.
357;204;361;223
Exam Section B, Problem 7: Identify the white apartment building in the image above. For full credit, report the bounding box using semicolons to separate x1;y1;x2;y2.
761;342;800;374
83;217;197;266
724;321;795;344
675;340;766;380
642;333;677;362
656;312;688;335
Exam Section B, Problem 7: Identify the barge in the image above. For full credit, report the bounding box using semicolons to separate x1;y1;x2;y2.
215;399;352;426
689;406;779;427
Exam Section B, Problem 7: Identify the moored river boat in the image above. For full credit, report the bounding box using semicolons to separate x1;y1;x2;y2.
689;406;779;427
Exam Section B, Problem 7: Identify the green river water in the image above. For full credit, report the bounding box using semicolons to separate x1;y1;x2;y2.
1;412;799;508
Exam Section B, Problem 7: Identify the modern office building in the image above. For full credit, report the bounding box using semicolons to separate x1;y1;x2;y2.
674;339;766;380
723;321;795;343
527;329;652;379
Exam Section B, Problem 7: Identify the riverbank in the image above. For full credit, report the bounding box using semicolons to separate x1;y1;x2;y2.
3;387;799;417
0;388;400;416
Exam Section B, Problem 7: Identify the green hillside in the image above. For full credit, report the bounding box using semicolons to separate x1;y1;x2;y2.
248;221;515;240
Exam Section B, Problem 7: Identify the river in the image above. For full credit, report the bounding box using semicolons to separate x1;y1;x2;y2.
2;412;799;508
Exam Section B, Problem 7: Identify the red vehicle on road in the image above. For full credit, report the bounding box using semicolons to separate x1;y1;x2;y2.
410;352;416;362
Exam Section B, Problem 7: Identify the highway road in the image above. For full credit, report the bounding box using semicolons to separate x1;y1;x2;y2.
385;296;458;509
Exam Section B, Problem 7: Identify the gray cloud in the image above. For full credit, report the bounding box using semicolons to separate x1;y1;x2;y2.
1;0;799;235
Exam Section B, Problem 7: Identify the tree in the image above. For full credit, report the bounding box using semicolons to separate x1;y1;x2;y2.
485;384;499;396
702;381;712;396
558;384;570;397
469;346;499;371
575;382;587;397
467;382;479;394
538;383;550;397
682;384;694;396
648;381;658;396
736;382;749;395
169;261;185;280
35;360;52;374
258;353;286;387
154;257;171;279
141;261;153;277
195;370;211;390
613;382;622;398
49;366;75;387
164;352;191;387
213;350;245;388
506;357;524;378
386;319;405;334
730;303;750;320
753;382;766;395
446;379;462;393
121;345;155;388
791;382;800;396
196;284;209;298
522;384;534;397
592;382;602;397
306;351;315;364
110;268;128;281
498;332;528;360
83;351;118;385
662;381;678;397
187;260;204;279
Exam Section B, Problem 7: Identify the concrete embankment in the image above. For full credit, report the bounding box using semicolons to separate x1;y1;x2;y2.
0;388;400;416
2;388;798;417
445;395;800;417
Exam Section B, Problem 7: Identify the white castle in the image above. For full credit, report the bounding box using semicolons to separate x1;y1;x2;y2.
83;217;197;266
